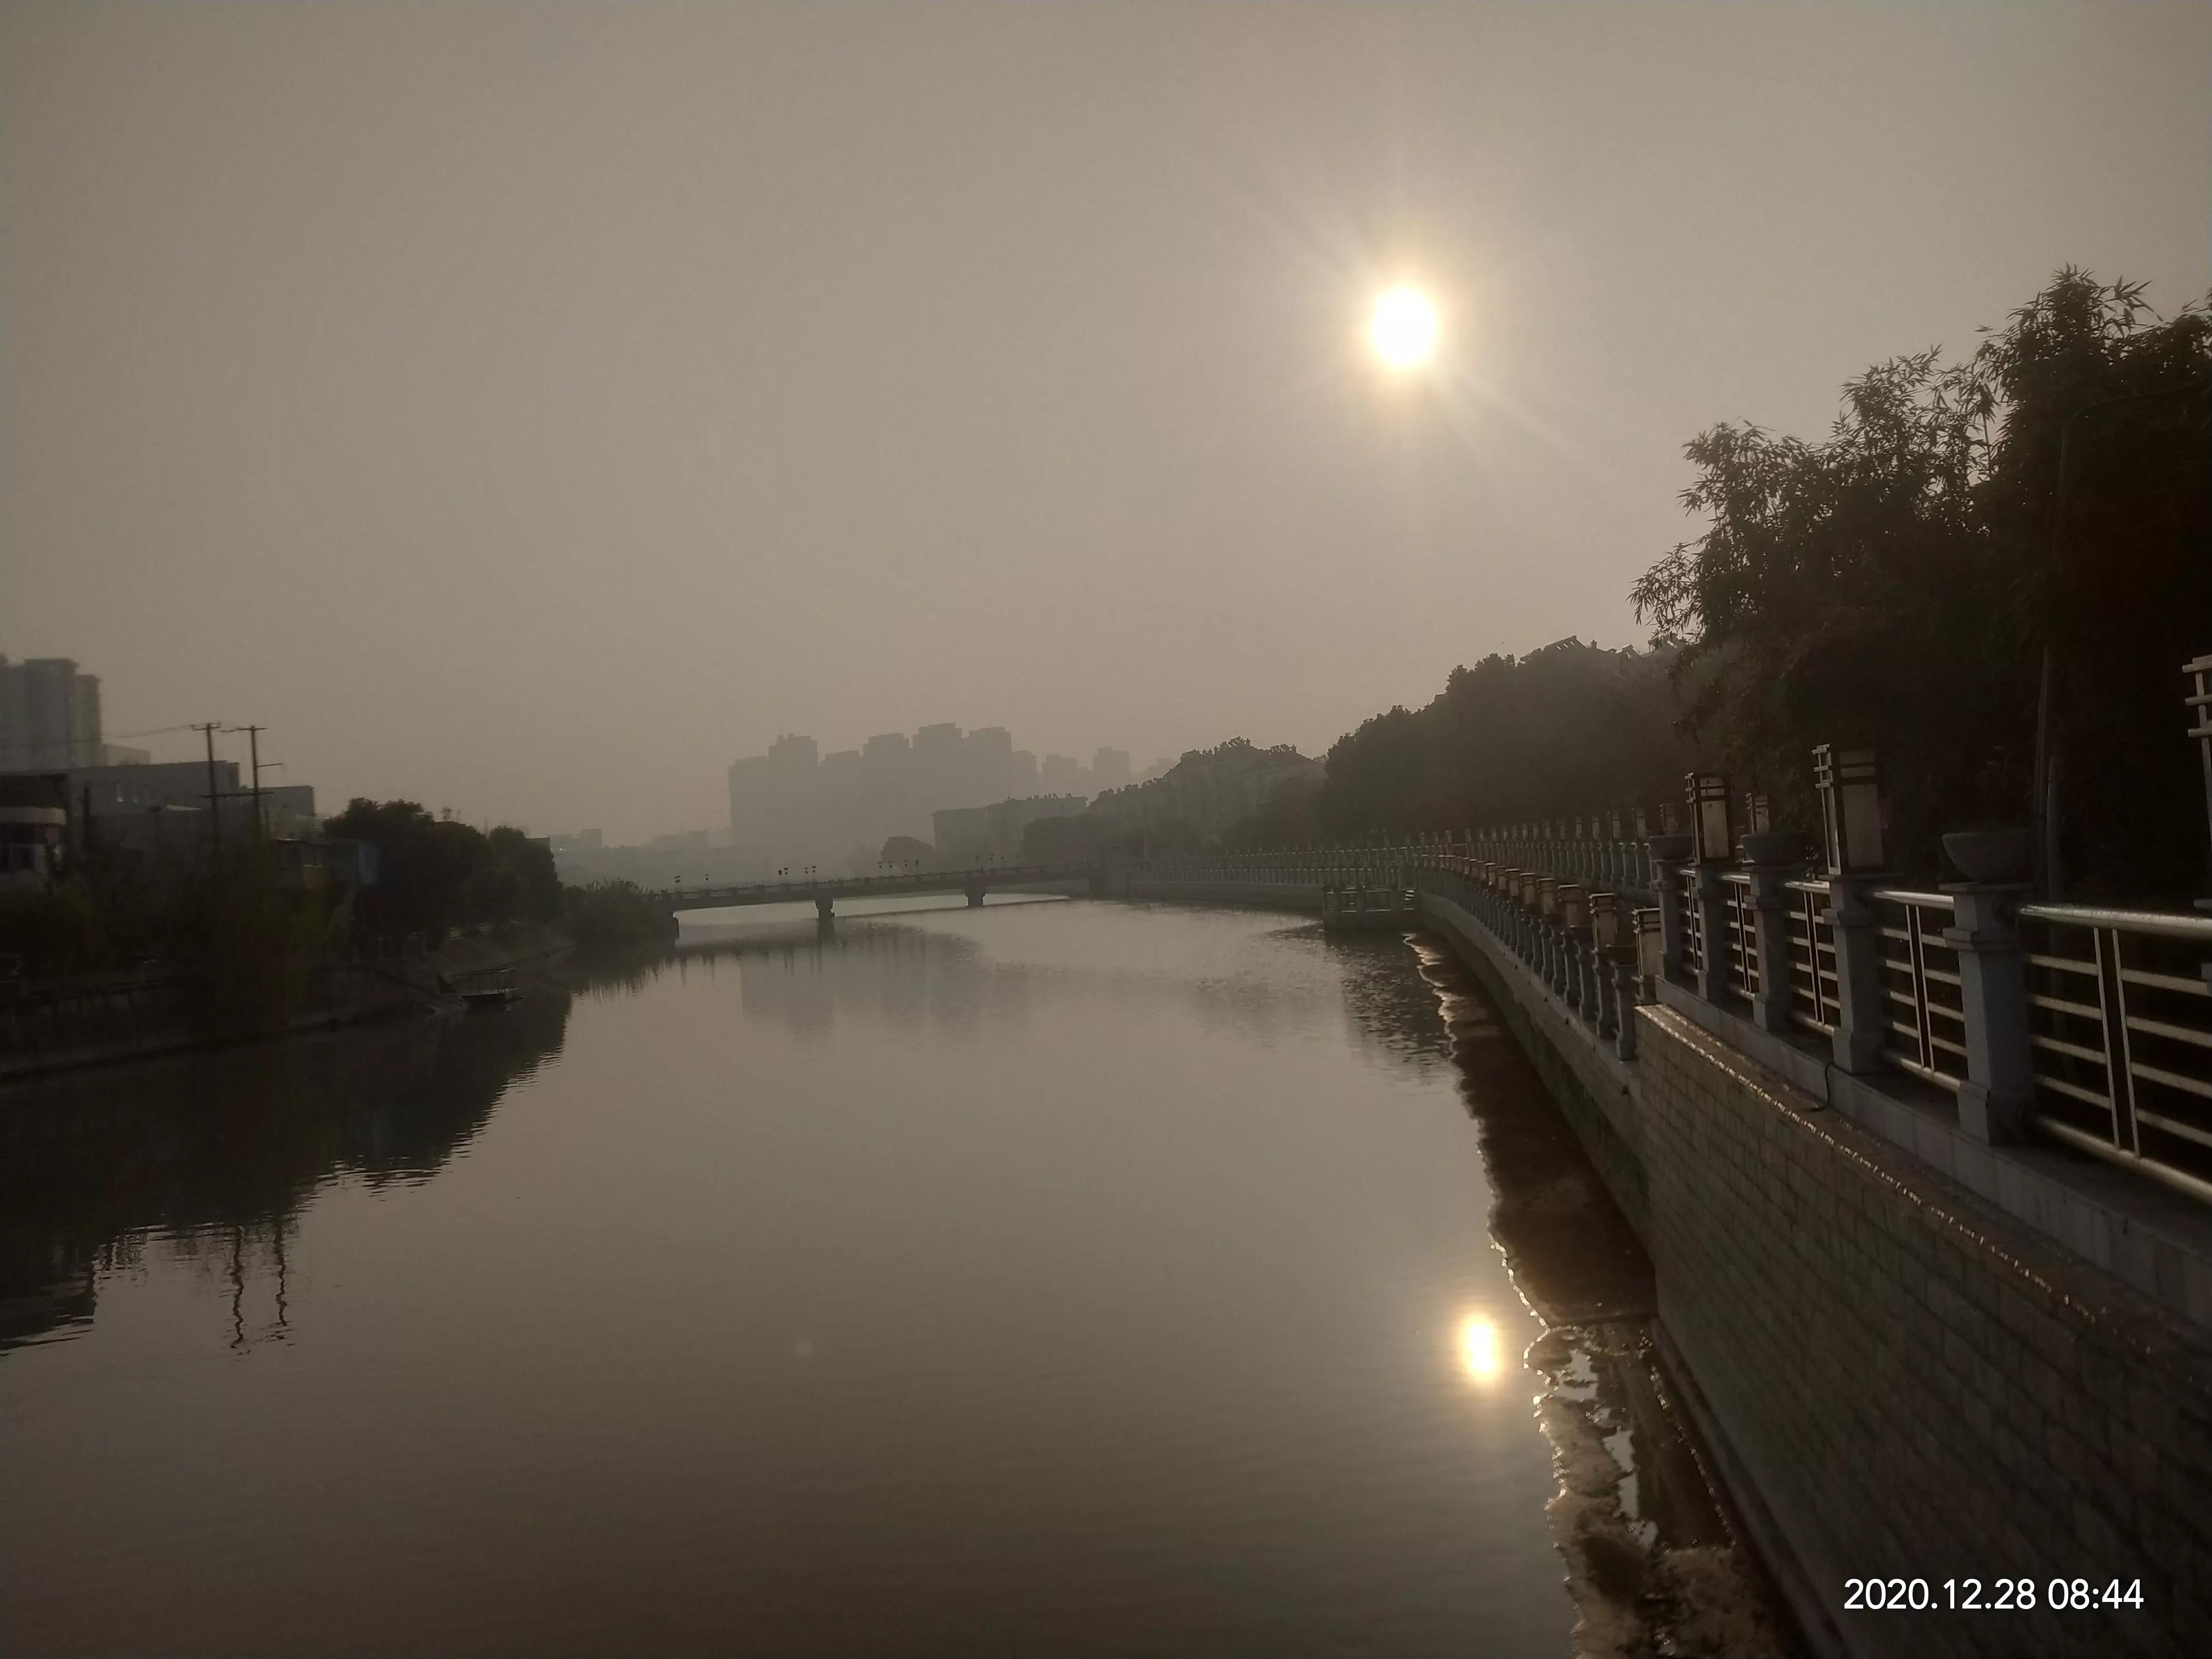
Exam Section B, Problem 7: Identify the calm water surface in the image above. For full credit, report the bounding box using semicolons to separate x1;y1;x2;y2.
2;897;1766;1656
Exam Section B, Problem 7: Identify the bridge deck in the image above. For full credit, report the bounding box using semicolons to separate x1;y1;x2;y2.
651;864;1093;913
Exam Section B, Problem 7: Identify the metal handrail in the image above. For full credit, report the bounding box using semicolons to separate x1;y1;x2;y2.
2016;902;2212;1194
1871;888;1956;910
1871;889;1965;1092
1783;877;1837;1036
1343;843;2212;1209
2019;902;2212;942
1722;873;1759;1000
1678;866;1703;976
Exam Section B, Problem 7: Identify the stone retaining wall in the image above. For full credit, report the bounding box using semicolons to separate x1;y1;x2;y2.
1415;883;2212;1658
1634;1005;2212;1657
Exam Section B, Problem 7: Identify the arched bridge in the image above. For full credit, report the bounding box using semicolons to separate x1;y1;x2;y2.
646;862;1105;921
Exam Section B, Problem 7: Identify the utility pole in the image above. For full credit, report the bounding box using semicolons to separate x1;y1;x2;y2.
238;725;268;842
195;723;223;859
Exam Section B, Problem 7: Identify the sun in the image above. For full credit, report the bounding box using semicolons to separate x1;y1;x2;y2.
1368;286;1441;369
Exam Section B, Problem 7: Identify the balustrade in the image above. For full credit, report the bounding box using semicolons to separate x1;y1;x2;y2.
1394;795;2212;1211
2014;904;2212;1203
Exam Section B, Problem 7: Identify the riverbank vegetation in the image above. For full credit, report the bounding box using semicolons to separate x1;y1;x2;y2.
1630;269;2210;897
324;799;565;943
563;880;678;950
325;799;670;951
1308;640;1706;843
0;798;672;1022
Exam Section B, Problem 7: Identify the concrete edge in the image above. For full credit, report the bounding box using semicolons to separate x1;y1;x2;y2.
1649;1319;1849;1659
1660;969;2212;1338
1640;1003;2212;1397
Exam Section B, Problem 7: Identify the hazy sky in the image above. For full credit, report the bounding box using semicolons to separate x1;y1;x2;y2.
5;3;2208;842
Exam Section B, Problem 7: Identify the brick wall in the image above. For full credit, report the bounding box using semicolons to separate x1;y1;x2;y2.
1634;1004;2212;1658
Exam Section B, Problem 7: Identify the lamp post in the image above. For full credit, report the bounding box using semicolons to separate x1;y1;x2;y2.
1686;771;1734;1002
1814;746;1885;876
2189;653;2212;912
1815;744;1891;1073
1689;772;1734;865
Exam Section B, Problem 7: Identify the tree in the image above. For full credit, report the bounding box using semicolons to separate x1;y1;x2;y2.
323;800;561;940
1631;270;2211;896
1316;640;1705;837
878;835;935;868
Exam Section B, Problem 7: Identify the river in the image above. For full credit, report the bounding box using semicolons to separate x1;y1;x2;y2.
1;895;1779;1656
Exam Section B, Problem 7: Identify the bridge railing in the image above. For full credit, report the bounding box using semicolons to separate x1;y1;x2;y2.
653;864;1095;904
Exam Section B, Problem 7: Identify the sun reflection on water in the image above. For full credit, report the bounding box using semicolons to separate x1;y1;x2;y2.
1458;1313;1503;1384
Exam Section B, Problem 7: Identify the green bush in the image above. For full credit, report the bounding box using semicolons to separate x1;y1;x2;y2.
563;881;676;951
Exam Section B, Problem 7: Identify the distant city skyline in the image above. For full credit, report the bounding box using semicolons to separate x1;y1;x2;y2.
727;719;1139;870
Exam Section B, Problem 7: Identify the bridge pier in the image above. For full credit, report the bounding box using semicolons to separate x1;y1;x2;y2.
815;896;833;922
964;882;986;908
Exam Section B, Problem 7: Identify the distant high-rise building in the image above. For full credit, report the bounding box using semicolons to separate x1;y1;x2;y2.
1041;753;1082;791
727;719;1126;864
0;657;105;770
1091;747;1133;789
766;732;819;778
913;723;962;764
727;753;775;843
964;726;1013;761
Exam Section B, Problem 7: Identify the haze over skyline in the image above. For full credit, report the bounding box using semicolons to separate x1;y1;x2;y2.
5;2;2208;843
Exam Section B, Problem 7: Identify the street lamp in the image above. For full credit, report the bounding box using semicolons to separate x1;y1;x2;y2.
2188;654;2212;909
1814;745;1885;875
1688;772;1734;865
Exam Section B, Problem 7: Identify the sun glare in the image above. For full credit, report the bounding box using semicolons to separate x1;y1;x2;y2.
1458;1313;1502;1384
1369;286;1441;369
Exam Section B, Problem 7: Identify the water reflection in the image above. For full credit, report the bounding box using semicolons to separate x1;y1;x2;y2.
1382;936;1788;1657
0;991;571;1353
1457;1312;1503;1384
637;899;1365;1054
5;900;1773;1657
